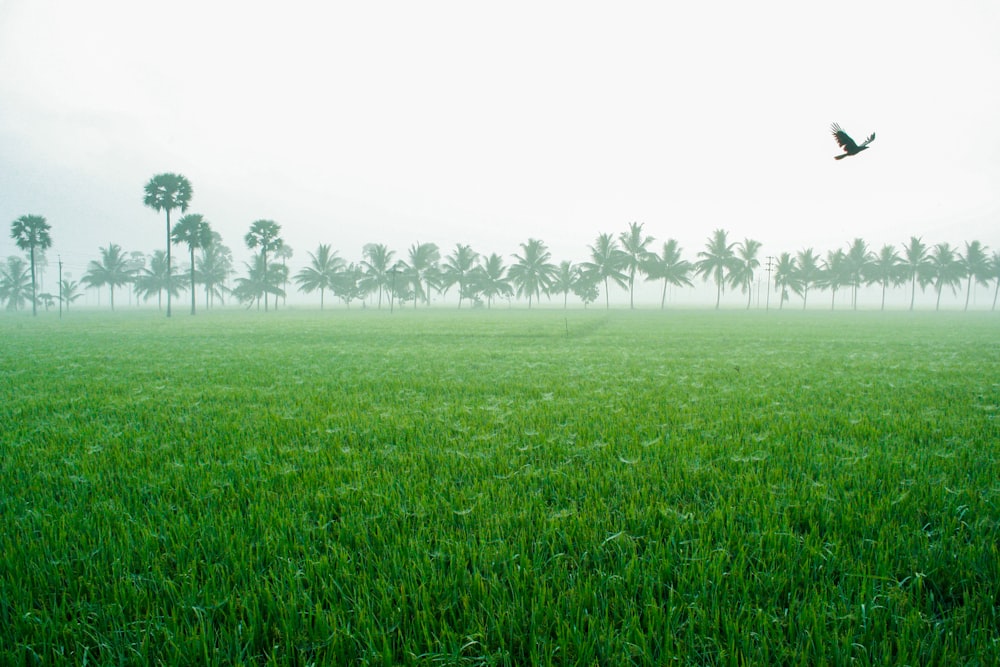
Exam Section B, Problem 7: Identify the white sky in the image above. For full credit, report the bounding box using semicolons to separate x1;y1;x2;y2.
2;0;999;305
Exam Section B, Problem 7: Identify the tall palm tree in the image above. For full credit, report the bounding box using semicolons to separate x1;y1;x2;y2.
793;248;821;309
83;243;134;310
866;244;903;311
143;173;193;317
196;233;233;309
643;239;693;309
959;240;990;311
135;250;185;310
274;244;294;308
125;251;147;307
696;229;737;309
508;239;556;308
900;236;932;311
361;243;396;309
618;222;655;309
407;242;441;308
295;243;344;309
170;213;213;315
728;238;763;309
10;214;52;316
582;233;628;309
773;252;799;309
0;256;31;310
843;238;871;310
928;242;964;310
470;253;513;308
244;220;284;311
440;243;479;308
820;248;849;310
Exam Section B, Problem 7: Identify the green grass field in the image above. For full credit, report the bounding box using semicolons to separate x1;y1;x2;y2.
2;310;998;665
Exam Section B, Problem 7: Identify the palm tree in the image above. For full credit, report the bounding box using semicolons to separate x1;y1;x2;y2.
900;236;932;311
927;243;964;310
773;252;799;309
334;263;366;307
696;229;737;309
171;213;213;315
135;250;186;309
843;238;871;309
440;244;479;308
83;244;134;310
643;239;693;309
244;220;284;311
866;244;903;311
959;240;990;311
125;251;147;306
274;244;294;308
509;239;556;308
196;233;233;309
0;256;31;310
10;214;52;316
550;261;580;308
729;238;763;309
295;243;344;309
143;173;193;317
59;278;83;311
820;248;849;310
233;253;287;309
470;253;513;308
582;233;628;309
407;242;441;308
990;251;1000;311
793;248;821;309
618;222;655;309
361;243;396;309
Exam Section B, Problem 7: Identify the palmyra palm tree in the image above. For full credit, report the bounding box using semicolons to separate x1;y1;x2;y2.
143;173;192;317
831;123;875;159
171;213;213;315
10;214;52;316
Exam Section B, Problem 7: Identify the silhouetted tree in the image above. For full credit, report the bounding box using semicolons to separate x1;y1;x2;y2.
196;233;233;309
244;220;284;311
295;243;344;309
960;240;990;311
820;248;849;310
407;242;440;308
901;236;933;311
171;213;213;315
729;238;763;309
441;244;479;308
773;252;798;309
0;256;31;310
83;244;134;310
582;233;628;309
143;173;192;317
643;239;693;309
928;242;963;310
844;238;871;309
135;250;185;310
361;243;395;309
509;239;556;308
470;253;513;308
696;229;737;309
793;248;821;309
10;214;52;316
550;261;580;308
618;222;655;309
866;244;903;311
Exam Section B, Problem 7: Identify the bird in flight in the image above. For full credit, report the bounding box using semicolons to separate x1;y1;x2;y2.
831;123;875;159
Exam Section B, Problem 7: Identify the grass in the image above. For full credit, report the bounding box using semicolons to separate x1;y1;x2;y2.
1;309;998;665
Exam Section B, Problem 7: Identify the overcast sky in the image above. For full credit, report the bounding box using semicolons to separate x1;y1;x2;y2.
2;0;998;304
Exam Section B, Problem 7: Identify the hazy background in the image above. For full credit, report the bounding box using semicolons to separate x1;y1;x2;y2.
2;0;998;306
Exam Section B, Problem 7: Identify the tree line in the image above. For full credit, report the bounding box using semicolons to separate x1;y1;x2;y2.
5;173;1000;314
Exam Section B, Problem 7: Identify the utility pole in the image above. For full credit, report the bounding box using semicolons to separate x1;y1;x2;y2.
58;255;63;319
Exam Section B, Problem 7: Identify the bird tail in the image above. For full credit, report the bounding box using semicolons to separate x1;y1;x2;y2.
834;154;847;160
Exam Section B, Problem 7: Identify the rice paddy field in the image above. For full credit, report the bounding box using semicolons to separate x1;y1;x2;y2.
1;309;999;665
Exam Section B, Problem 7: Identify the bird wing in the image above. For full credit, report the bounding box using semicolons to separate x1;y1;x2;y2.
859;132;875;147
831;123;859;151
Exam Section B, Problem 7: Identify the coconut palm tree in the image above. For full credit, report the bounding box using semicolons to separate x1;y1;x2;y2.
582;233;628;309
10;214;52;316
233;253;286;309
618;222;655;309
729;238;763;309
470;253;513;308
361;243;395;309
959;240;990;311
135;250;186;310
990;251;1000;311
643;239;693;309
170;213;213;315
900;236;933;311
274;244;294;308
295;243;344;309
696;229;737;309
440;244;479;308
549;261;580;308
83;244;134;311
143;173;193;317
59;278;83;311
509;239;556;308
927;242;964;310
866;244;903;311
820;248;849;310
793;248;821;309
244;220;284;311
0;256;31;310
773;252;798;309
407;242;441;308
843;238;871;309
196;233;233;309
